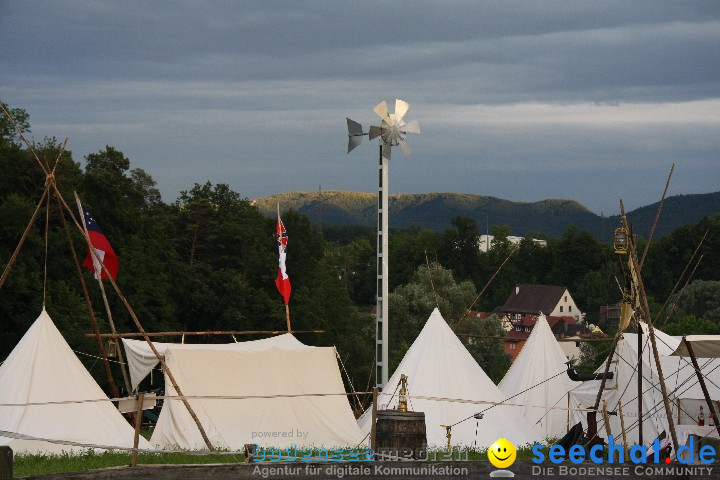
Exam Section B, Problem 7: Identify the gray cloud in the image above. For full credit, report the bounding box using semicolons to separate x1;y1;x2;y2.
1;1;718;216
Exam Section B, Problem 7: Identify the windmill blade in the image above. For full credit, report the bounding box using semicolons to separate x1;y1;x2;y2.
373;101;389;121
348;135;363;153
381;144;392;161
369;125;382;141
346;118;364;137
400;119;420;134
398;138;412;157
394;99;409;120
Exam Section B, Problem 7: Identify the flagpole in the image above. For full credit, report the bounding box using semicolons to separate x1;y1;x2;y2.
75;192;133;394
277;203;292;333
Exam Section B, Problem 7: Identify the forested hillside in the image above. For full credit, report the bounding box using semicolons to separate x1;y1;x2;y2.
2;102;719;395
253;190;720;239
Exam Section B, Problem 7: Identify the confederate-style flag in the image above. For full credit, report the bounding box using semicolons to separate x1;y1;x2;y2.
81;206;119;281
274;215;291;305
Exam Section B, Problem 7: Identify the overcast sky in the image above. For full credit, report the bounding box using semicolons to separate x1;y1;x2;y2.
1;1;718;215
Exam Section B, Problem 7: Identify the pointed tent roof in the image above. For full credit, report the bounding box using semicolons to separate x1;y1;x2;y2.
0;310;150;454
570;323;720;445
358;308;541;448
498;314;580;439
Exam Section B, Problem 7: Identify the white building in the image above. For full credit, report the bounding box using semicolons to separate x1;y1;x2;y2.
478;235;547;253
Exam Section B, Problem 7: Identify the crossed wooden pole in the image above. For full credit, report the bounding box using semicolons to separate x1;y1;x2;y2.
0;104;215;450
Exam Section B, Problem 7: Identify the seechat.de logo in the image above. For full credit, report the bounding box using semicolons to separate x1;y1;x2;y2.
531;435;717;465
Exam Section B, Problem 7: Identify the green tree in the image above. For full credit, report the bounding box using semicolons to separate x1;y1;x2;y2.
388;263;507;376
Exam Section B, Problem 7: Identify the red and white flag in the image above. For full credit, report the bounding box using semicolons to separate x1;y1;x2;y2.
80;206;119;281
274;214;291;305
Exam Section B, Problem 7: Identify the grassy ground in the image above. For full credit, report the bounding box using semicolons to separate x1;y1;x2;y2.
13;445;552;477
13;450;246;478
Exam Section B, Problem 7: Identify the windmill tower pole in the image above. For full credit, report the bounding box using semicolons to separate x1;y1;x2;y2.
346;99;419;390
377;144;390;388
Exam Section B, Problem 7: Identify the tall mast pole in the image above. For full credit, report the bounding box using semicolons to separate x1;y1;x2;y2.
377;144;389;389
75;193;133;394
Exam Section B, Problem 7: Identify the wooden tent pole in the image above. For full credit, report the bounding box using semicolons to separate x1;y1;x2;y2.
131;394;145;467
56;195;120;399
0;189;48;291
618;400;628;457
74;192;132;394
621;200;679;452
285;304;292;333
602;399;612;437
639;164;674;270
55;186;215;451
683;338;720;438
454;246;517;332
85;329;325;338
658;231;707;327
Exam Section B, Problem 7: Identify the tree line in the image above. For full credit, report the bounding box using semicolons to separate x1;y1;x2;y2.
1;102;719;398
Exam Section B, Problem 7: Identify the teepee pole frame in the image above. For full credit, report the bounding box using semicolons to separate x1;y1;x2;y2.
0;106;214;450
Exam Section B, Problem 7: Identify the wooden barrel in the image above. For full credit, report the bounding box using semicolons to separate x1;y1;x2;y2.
375;410;427;459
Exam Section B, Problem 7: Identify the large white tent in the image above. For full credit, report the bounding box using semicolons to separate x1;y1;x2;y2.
122;333;304;390
498;314;580;439
569;324;720;445
0;309;150;454
148;341;364;449
358;308;541;449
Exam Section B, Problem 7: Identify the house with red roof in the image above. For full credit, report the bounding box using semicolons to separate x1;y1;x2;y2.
496;285;587;360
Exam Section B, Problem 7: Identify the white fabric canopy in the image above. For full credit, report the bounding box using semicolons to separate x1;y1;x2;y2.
498;315;580;439
0;310;150;454
672;335;720;358
122;333;305;390
150;345;364;449
570;324;720;445
358;308;541;449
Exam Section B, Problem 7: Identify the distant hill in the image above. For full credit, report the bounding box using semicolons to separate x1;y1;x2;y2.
252;191;720;239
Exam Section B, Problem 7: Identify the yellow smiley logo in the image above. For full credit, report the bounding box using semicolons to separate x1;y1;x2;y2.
488;438;516;469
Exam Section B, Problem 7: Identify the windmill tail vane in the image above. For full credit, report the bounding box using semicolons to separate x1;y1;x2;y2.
346;98;420;158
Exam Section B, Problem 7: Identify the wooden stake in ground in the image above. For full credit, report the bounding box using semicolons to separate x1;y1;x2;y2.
132;394;145;467
74;192;133;394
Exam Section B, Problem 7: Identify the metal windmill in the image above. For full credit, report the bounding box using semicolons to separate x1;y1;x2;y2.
346;99;420;389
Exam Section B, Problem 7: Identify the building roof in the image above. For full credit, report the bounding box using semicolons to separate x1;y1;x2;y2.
499;284;568;315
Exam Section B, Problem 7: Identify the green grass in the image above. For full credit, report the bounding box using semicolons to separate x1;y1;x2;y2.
12;443;556;477
13;450;245;478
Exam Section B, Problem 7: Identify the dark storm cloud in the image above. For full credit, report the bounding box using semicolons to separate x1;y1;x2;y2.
1;1;718;214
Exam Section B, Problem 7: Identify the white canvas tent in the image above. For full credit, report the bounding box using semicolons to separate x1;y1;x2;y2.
122;333;304;390
569;324;720;445
358;308;541;449
498;314;580;439
0;310;151;454
148;342;364;449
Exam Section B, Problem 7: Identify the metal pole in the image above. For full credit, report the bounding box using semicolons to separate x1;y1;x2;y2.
621;200;679;451
376;144;389;388
684;338;720;438
371;386;378;454
637;319;643;445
